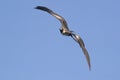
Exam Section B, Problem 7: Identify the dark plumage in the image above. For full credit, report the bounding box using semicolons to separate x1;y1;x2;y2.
35;6;91;70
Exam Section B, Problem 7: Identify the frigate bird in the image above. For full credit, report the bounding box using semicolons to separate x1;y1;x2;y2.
35;6;91;70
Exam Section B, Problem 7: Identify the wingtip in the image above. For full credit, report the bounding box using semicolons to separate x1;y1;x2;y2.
34;6;44;9
88;60;91;71
89;65;91;71
34;6;39;9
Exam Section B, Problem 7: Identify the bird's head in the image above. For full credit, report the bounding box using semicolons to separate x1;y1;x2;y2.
59;28;63;34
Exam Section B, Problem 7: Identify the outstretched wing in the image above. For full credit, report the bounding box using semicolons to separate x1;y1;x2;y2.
35;6;69;30
71;33;91;70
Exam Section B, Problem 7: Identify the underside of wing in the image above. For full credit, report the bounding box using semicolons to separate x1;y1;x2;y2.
35;6;69;30
71;33;91;70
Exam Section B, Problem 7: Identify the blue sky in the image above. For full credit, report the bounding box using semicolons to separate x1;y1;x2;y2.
0;0;120;80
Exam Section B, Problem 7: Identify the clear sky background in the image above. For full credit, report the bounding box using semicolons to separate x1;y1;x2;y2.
0;0;120;80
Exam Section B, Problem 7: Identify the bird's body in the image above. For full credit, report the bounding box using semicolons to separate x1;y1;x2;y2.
35;6;91;70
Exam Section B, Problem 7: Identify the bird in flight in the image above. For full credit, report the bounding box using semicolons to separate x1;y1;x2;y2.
35;6;91;70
